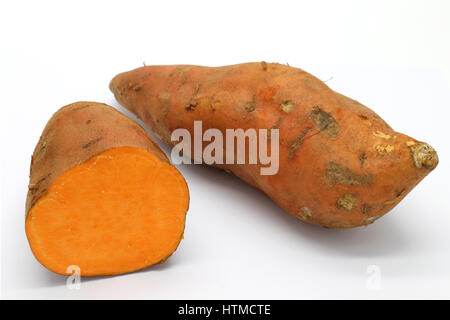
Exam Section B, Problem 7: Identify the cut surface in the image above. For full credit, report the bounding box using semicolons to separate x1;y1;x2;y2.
26;146;189;276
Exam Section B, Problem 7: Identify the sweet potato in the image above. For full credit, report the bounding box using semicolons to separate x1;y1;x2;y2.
26;102;189;276
110;62;438;228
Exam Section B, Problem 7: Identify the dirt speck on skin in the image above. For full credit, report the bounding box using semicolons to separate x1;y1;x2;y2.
69;104;91;112
82;137;104;149
310;106;339;138
178;75;188;89
28;173;51;193
364;215;381;224
358;114;372;126
280;100;294;113
375;144;395;154
336;194;358;211
261;61;268;71
361;204;372;215
210;100;221;112
185;99;198;111
326;162;373;186
244;95;257;112
298;206;313;220
372;130;391;139
289;126;311;160
245;101;255;112
267;117;283;140
359;153;367;168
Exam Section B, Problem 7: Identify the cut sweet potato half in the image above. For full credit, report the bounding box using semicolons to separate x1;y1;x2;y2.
26;102;189;276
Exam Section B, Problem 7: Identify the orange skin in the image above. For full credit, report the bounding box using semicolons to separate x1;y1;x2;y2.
110;62;438;228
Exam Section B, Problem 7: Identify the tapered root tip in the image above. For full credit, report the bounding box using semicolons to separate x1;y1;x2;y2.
411;142;438;170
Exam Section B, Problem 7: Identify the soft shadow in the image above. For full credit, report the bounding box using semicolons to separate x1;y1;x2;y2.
79;258;175;284
179;160;411;258
26;256;175;289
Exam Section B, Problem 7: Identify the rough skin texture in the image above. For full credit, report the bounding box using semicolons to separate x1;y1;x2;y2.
110;62;438;228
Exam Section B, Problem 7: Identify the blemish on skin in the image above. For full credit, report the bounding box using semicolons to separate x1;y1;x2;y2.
408;142;438;169
33;143;47;163
28;173;51;193
364;215;381;224
359;153;367;168
298;206;313;220
244;101;255;112
328;222;355;228
244;95;257;112
86;119;91;125
177;75;188;89
261;61;268;71
289;126;311;160
267;117;283;140
82;137;103;149
70;104;91;112
127;81;141;92
406;141;416;147
375;144;395;154
326;162;373;186
280;100;294;113
384;188;406;206
358;114;372;126
174;66;191;76
185;99;198;111
396;188;405;197
310;106;339;138
372;131;391;139
336;194;358;211
193;83;201;96
210;100;221;111
361;204;372;215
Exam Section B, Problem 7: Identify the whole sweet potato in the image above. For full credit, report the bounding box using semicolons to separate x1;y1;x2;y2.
110;62;437;228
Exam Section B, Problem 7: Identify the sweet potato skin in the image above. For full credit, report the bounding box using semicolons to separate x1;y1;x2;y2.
26;101;168;213
110;62;438;228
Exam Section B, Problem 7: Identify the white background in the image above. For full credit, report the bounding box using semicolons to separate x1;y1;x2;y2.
1;0;450;299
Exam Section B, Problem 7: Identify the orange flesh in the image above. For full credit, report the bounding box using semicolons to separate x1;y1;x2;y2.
26;147;189;276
